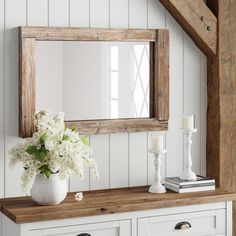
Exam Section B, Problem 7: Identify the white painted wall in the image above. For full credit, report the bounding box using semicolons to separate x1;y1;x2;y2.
0;0;207;197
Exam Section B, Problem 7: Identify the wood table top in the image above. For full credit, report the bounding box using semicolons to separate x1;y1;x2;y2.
1;186;236;224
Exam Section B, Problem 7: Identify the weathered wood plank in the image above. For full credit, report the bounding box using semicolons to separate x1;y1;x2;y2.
155;29;169;120
66;119;168;135
20;27;157;41
217;1;236;235
1;187;236;224
160;0;217;56
19;37;36;137
206;0;236;235
206;56;220;184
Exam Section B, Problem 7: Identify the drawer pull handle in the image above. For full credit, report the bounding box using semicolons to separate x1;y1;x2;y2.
174;221;191;230
77;234;91;236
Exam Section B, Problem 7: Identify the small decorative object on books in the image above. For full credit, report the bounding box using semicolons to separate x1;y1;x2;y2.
9;110;99;205
149;134;167;194
180;115;197;180
165;175;215;193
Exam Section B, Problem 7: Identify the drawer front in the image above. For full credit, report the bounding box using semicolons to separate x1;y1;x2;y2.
138;209;225;236
42;220;130;236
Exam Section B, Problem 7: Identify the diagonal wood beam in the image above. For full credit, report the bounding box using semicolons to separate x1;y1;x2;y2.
160;0;217;56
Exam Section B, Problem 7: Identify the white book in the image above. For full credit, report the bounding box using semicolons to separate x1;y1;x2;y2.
165;175;215;186
165;184;215;193
165;181;215;189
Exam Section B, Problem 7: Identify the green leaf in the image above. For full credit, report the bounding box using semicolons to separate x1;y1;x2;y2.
44;168;52;178
35;150;47;162
26;145;38;155
39;133;46;145
62;134;69;141
70;126;77;132
39;165;52;178
81;136;89;145
39;165;46;172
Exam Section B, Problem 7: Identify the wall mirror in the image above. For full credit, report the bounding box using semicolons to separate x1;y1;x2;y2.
35;41;150;120
19;27;169;138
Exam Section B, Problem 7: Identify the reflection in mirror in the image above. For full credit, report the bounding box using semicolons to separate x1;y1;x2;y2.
35;41;150;121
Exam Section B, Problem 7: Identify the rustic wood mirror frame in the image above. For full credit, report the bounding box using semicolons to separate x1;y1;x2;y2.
19;27;169;138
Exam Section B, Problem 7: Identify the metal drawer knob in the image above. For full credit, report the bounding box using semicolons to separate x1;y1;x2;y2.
77;234;91;236
174;221;191;230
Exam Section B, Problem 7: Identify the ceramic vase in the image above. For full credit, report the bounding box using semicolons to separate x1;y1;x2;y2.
30;173;68;205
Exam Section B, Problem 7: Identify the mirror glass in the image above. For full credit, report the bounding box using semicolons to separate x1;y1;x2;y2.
35;41;151;121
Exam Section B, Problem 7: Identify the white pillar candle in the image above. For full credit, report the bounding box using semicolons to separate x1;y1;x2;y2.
152;135;164;151
183;115;195;130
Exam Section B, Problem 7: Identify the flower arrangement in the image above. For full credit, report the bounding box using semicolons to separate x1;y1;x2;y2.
9;110;99;192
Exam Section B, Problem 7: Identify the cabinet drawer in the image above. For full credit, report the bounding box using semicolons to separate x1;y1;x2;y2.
42;220;130;236
138;209;225;236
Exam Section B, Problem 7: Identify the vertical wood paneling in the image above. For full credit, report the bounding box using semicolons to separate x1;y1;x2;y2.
147;131;166;184
165;13;184;177
146;1;166;183
1;0;208;197
147;0;165;29
0;0;4;198
110;0;128;28
5;0;27;197
128;0;148;188
69;0;90;192
70;0;89;27
49;0;69;27
129;0;148;28
27;0;48;26
129;132;148;186
90;134;110;190
200;53;207;176
110;133;129;188
90;0;109;28
69;169;90;192
184;33;201;175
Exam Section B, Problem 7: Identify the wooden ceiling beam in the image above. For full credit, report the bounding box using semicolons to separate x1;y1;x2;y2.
160;0;217;56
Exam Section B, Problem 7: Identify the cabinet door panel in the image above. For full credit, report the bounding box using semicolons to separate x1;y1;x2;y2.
138;209;225;236
42;220;130;236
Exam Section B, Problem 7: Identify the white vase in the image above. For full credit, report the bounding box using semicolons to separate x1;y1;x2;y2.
30;173;68;205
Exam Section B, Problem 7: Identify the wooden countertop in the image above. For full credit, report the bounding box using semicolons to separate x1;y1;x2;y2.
1;186;236;224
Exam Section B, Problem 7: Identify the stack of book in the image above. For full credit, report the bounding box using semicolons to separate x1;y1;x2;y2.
165;175;215;193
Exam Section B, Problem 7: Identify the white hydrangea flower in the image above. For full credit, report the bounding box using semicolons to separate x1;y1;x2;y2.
45;139;56;151
9;109;99;193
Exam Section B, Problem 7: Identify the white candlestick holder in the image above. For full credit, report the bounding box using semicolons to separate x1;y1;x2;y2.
180;128;197;180
149;149;167;193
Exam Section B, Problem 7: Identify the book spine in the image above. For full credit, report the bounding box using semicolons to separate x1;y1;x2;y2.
179;185;215;193
165;184;215;193
165;181;215;189
180;180;215;186
165;179;215;186
165;184;179;193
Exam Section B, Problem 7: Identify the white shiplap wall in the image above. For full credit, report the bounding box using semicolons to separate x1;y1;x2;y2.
0;0;207;197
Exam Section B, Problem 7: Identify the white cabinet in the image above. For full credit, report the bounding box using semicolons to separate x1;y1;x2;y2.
138;209;225;236
1;202;232;236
